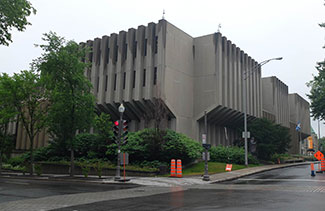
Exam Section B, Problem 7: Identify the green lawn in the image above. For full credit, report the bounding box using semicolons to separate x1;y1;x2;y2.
182;162;260;176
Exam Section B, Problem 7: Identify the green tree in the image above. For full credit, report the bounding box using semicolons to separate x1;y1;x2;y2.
36;32;95;176
0;71;47;175
307;5;325;120
248;118;291;160
0;0;36;46
319;137;325;153
0;74;17;174
307;61;325;120
94;113;114;144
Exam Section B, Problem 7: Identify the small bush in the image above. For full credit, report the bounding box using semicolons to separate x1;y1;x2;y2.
7;156;26;167
34;164;42;176
93;161;104;178
209;145;258;165
79;162;90;178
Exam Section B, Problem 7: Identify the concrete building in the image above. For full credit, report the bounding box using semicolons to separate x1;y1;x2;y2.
261;77;311;154
11;19;310;154
80;19;262;147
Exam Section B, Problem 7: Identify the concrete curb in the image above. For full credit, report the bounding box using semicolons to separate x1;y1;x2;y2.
209;162;310;184
0;162;311;187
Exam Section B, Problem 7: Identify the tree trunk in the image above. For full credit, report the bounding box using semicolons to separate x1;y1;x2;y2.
29;135;34;176
70;148;75;177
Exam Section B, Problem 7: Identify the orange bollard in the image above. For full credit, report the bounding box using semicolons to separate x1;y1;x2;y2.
170;159;176;177
176;159;182;178
311;163;315;177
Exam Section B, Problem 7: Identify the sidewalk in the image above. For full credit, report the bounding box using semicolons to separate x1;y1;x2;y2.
0;162;309;187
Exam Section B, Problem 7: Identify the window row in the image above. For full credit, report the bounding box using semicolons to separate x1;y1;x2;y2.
89;36;158;65
107;67;158;91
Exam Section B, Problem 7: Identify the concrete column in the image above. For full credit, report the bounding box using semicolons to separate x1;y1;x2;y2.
123;28;136;102
134;25;146;101
114;31;126;103
105;34;117;104
98;36;109;105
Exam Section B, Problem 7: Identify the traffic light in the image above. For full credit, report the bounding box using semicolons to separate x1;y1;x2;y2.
113;121;119;138
122;120;128;143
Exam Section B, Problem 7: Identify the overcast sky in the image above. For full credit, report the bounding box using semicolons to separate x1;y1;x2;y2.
0;0;324;137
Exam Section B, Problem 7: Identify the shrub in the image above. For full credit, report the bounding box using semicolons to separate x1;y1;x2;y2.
79;161;90;178
34;164;42;176
209;145;258;165
93;161;104;178
7;156;26;167
74;133;108;159
248;118;291;160
107;129;203;166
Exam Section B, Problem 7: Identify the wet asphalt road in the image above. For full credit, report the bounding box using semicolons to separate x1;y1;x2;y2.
0;177;138;204
54;164;325;211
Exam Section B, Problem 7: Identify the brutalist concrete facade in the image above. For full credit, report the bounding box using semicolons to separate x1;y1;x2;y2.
11;20;310;154
81;19;261;146
261;76;311;154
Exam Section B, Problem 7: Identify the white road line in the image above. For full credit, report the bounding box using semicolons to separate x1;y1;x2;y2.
238;178;325;183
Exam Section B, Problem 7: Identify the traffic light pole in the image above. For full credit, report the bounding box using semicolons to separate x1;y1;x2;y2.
115;108;123;181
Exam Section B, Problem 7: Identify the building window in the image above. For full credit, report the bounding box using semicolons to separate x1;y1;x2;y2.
123;72;126;89
89;52;93;63
105;75;108;91
107;48;110;64
114;45;118;63
153;67;157;85
154;36;158;54
143;69;146;87
97;49;101;65
144;39;147;56
133;41;137;58
124;43;127;60
133;70;136;88
222;39;225;52
114;74;117;90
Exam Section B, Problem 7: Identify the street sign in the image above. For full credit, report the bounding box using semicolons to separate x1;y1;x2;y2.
202;134;206;144
202;152;210;161
314;150;324;161
202;144;211;150
242;131;250;138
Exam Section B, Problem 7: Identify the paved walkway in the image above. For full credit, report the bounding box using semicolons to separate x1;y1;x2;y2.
0;162;309;211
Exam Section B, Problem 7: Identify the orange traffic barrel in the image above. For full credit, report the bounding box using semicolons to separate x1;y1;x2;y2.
321;158;325;171
170;159;176;177
176;159;182;178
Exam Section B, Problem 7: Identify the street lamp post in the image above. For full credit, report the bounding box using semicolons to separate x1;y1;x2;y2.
243;57;282;166
115;103;125;181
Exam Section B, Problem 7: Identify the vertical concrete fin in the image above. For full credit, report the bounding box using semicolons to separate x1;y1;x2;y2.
134;25;146;101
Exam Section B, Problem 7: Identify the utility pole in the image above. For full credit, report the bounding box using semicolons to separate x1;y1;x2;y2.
203;111;210;181
115;103;125;181
243;57;283;166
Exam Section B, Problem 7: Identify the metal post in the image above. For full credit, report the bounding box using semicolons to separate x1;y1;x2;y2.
318;119;321;151
242;57;282;167
203;111;210;181
299;130;302;155
243;71;248;167
115;104;125;181
115;111;122;181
